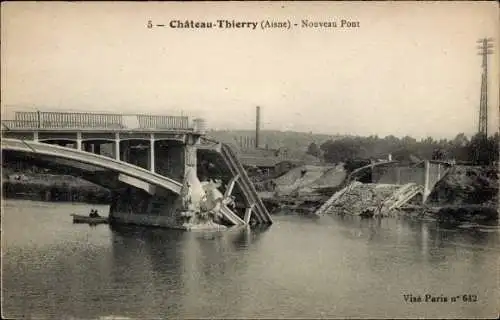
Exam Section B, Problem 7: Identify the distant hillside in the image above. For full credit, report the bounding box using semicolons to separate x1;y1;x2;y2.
207;129;342;155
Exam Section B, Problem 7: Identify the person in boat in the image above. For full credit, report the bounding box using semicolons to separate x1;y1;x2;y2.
89;209;100;218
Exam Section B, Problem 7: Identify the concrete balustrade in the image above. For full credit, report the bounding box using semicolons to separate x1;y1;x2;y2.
5;111;196;131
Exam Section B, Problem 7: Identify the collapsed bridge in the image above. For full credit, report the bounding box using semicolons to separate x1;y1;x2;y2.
1;110;272;229
315;160;453;216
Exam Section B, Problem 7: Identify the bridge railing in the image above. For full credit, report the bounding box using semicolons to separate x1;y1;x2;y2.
136;114;189;130
2;120;40;129
2;111;201;131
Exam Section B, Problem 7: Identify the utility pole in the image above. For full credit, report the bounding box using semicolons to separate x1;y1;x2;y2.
476;37;494;136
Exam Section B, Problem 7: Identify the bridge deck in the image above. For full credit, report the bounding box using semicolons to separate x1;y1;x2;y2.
2;138;183;194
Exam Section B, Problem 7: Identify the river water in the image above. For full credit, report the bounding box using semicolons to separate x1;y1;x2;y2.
2;199;499;319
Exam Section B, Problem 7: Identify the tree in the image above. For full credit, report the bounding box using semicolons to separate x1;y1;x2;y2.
431;148;446;160
452;133;469;146
487;133;499;163
306;142;321;158
392;147;414;162
468;133;491;165
316;132;500;165
401;135;417;146
320;138;362;163
449;133;470;161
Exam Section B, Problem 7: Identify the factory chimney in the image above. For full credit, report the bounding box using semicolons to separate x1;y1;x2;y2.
255;106;261;149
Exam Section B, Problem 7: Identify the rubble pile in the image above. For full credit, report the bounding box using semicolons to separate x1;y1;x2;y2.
176;168;228;230
322;182;402;216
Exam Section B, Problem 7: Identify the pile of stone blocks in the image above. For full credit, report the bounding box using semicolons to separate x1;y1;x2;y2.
324;182;401;216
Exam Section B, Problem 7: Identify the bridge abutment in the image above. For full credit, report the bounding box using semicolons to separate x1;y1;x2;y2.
108;168;230;230
109;187;182;228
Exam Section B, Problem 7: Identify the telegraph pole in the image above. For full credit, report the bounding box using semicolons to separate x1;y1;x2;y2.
476;37;494;136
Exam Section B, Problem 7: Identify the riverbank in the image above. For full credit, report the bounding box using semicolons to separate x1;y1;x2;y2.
425;165;498;222
2;171;110;204
259;164;498;223
427;165;498;206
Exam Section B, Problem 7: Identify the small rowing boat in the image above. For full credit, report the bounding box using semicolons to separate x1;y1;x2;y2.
71;214;109;224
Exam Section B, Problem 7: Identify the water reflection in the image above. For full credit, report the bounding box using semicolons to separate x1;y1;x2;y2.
2;200;499;319
104;224;272;318
108;225;185;317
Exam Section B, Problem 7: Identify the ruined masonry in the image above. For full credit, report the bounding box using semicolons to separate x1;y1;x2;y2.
315;181;424;217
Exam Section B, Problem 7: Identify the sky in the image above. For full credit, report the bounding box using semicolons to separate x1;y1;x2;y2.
1;1;499;139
